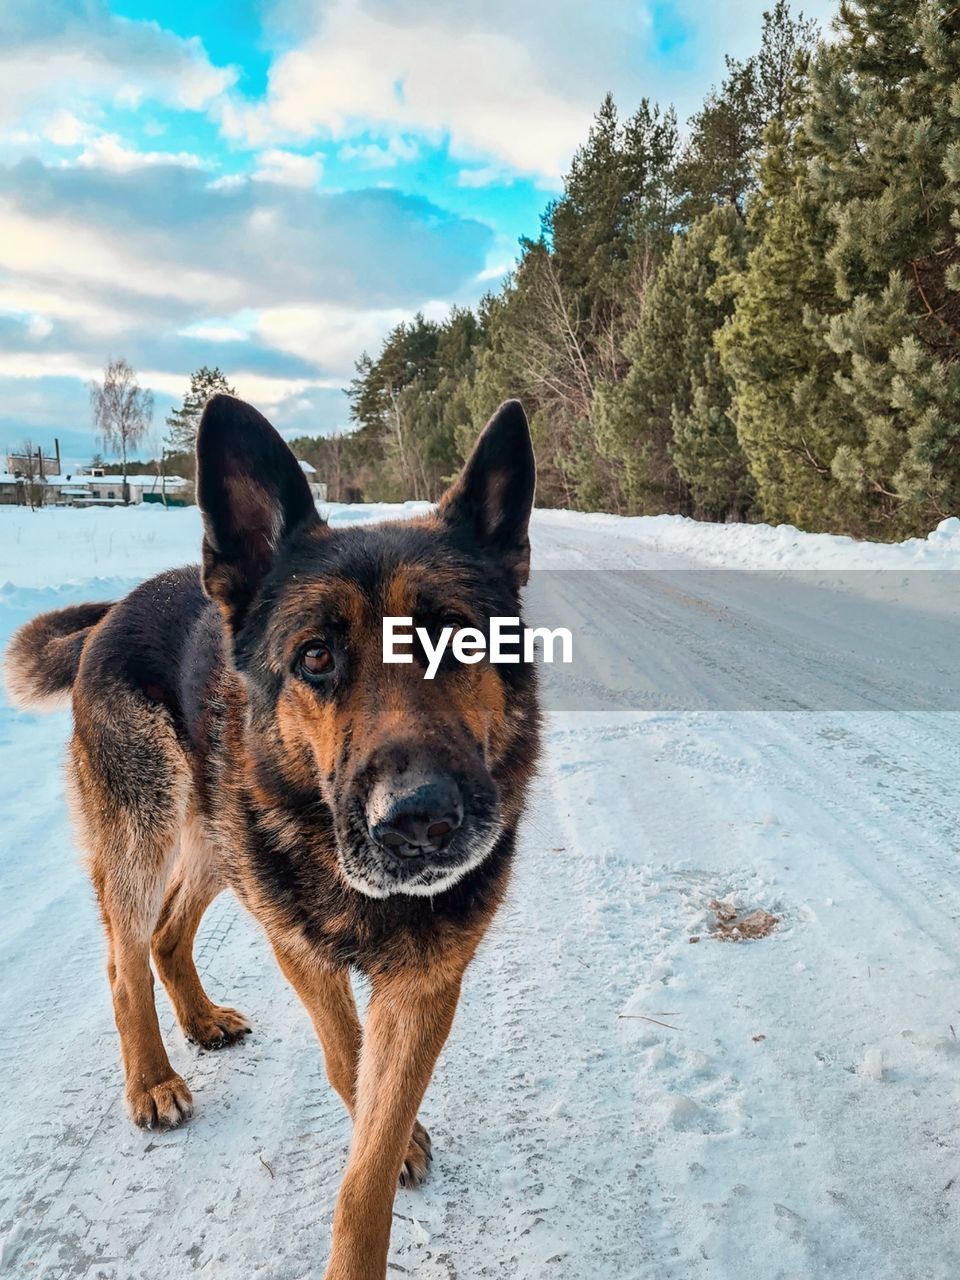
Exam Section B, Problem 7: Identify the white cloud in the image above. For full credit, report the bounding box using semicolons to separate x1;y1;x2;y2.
0;348;323;409
255;302;415;378
216;0;842;184
42;109;92;147
200;298;449;381
218;0;590;182
206;173;246;192
0;278;140;338
76;133;203;172
0;159;491;329
338;136;420;169
252;148;324;187
24;113;204;172
475;260;513;283
457;165;511;189
0;5;235;131
179;322;251;343
25;314;53;339
0;201;240;311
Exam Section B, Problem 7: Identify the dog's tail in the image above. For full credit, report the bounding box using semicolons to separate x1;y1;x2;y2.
4;601;115;711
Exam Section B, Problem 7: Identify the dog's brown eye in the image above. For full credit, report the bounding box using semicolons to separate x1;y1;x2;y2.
299;643;333;679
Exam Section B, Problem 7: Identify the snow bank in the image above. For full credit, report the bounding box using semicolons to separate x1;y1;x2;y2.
1;503;956;594
0;502;430;590
536;509;960;570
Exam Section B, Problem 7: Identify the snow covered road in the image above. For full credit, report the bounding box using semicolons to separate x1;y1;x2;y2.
1;505;959;1279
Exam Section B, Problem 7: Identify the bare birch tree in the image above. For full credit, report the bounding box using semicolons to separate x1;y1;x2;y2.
90;359;153;505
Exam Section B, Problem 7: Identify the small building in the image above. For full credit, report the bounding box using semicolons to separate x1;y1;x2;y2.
0;472;30;506
46;473;192;506
5;440;61;479
298;460;328;504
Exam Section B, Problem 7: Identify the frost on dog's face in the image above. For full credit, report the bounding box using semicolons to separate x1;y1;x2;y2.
196;394;537;898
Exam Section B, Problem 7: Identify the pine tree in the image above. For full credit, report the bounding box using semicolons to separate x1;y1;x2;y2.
716;120;867;531
165;367;236;461
550;93;679;318
676;59;761;220
669;210;754;519
801;0;960;530
347;316;440;499
462;96;681;511
597;206;751;516
676;2;818;221
344;310;488;501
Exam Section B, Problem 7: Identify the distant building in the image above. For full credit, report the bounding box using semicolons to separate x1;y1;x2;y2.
0;472;192;507
5;440;61;479
3;440;329;509
0;473;31;505
46;472;192;506
298;459;328;503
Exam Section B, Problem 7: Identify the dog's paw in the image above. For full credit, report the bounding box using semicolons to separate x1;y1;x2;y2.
399;1119;432;1189
185;1005;252;1050
127;1074;193;1130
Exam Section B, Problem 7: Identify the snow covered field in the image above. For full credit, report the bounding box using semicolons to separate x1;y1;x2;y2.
1;503;959;1279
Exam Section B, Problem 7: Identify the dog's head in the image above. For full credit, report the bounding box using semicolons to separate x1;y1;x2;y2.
197;393;536;899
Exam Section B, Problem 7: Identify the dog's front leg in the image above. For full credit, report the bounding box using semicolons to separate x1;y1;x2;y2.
272;940;362;1114
324;964;464;1280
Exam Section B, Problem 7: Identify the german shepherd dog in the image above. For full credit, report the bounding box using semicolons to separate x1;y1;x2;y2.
5;394;540;1280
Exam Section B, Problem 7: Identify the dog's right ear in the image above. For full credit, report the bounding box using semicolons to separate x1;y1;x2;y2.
438;399;536;587
197;394;322;632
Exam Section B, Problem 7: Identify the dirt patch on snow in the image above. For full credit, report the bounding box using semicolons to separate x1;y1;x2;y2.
708;898;779;941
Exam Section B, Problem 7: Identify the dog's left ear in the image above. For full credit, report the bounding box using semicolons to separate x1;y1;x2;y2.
439;399;536;586
197;393;322;632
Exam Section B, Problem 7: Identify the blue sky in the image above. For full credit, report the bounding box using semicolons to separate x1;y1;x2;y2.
0;0;837;466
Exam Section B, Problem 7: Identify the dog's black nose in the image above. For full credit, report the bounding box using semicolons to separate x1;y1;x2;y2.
369;777;463;858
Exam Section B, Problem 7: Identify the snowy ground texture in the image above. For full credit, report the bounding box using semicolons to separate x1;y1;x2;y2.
1;504;959;1280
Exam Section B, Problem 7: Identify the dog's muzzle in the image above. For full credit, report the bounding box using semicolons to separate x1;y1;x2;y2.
336;755;500;899
367;773;464;863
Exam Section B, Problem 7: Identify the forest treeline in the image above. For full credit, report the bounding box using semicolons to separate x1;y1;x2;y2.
323;1;960;538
